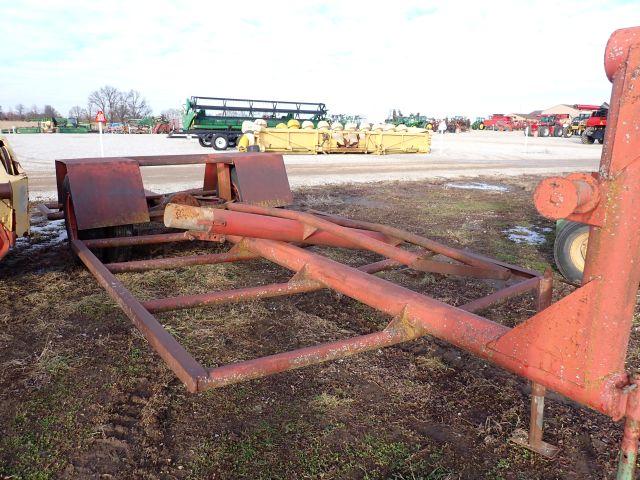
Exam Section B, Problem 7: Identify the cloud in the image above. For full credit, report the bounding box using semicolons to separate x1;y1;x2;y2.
0;0;638;120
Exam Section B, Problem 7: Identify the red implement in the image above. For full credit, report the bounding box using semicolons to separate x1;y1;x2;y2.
56;27;640;478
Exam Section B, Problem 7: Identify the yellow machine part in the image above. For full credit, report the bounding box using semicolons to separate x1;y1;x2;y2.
286;119;301;129
256;128;430;155
0;137;29;239
237;134;250;152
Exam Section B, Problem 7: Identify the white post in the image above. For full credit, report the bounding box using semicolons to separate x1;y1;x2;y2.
98;122;105;157
524;126;529;154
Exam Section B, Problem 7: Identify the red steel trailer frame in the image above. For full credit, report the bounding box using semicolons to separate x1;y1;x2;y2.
41;27;640;478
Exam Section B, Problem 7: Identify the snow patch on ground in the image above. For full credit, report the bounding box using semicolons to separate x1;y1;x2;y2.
445;182;509;192
16;219;67;251
503;226;548;245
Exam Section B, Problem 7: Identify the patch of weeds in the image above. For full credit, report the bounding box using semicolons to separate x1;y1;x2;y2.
38;354;70;376
74;293;117;319
415;355;453;374
311;391;354;411
0;383;89;479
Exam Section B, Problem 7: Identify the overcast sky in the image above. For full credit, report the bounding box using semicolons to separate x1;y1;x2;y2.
1;1;638;121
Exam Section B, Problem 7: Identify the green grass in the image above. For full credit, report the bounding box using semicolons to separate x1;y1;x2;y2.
186;422;451;480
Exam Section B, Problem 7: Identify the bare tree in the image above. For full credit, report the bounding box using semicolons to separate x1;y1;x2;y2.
88;85;122;122
68;105;85;119
0;105;4;120
124;90;151;119
43;105;60;117
86;102;94;122
28;104;39;119
15;104;25;120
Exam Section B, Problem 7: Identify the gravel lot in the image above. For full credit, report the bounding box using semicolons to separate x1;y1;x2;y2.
3;130;602;199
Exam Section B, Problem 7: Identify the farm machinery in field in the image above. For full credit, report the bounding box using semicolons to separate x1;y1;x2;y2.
528;113;570;137
179;96;328;150
22;26;640;479
564;113;590;137
477;114;527;131
386;112;435;130
0;137;28;260
470;117;485;130
581;105;609;144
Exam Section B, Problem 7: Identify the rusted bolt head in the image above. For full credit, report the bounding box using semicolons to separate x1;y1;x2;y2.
534;177;579;219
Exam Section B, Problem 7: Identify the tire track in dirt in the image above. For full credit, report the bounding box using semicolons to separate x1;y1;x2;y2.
62;378;176;479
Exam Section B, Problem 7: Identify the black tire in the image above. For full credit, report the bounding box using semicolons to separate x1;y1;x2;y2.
563;127;572;138
553;126;564;137
212;134;229;151
198;134;212;147
539;126;549;137
581;130;595;144
554;221;589;284
596;138;604;144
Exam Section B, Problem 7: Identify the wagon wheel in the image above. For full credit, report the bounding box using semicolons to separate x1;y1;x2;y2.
554;221;589;284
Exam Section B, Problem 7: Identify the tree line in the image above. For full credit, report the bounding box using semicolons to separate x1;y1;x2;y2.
0;86;152;123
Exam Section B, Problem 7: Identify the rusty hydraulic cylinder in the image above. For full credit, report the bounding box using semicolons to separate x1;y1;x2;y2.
163;203;394;250
222;203;510;280
534;174;600;219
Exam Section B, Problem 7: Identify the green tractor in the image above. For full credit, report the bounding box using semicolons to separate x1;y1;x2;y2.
471;117;485;130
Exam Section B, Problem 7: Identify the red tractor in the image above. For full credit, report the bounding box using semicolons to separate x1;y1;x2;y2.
530;114;570;137
581;106;608;144
480;114;515;131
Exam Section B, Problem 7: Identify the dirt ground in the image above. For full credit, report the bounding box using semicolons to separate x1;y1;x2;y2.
4;131;601;198
1;176;636;479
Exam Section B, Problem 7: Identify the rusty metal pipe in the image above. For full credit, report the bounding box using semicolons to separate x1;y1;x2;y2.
458;277;540;313
71;239;207;392
202;327;414;390
164;204;395;250
227;235;509;357
143;259;399;313
36;203;65;220
220;204;510;280
106;249;258;274
83;232;212;248
306;208;511;275
223;234;619;413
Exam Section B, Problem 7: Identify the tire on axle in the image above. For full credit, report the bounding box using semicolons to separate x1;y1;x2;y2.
212;134;229;151
554;221;589;284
